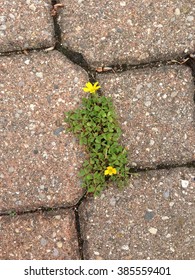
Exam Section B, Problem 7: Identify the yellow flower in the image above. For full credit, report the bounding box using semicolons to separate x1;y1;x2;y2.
104;166;117;176
83;81;101;94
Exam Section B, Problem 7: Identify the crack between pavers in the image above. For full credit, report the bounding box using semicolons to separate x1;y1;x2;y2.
185;55;195;78
50;0;96;83
184;55;195;104
95;55;195;74
128;160;195;174
0;47;55;57
74;197;87;260
0;205;71;217
0;191;87;216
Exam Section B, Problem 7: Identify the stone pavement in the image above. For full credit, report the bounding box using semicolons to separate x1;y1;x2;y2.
0;0;194;259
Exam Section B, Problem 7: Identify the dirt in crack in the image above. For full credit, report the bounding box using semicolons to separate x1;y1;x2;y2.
74;205;84;260
128;161;195;174
184;54;195;77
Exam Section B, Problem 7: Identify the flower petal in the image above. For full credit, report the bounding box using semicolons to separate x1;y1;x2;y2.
83;87;89;92
104;170;109;175
94;82;99;88
86;82;92;87
112;168;117;174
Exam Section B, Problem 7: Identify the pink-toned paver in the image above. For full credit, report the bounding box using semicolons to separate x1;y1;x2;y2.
0;51;88;212
0;0;54;53
0;209;80;259
79;167;195;260
59;0;195;66
98;65;195;168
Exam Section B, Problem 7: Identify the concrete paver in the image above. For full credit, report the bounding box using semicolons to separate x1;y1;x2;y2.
0;0;54;53
59;0;195;66
0;51;88;213
0;209;80;259
98;65;195;168
79;167;195;260
0;0;195;261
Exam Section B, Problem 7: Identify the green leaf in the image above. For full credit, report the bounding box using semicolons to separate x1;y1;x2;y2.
94;105;101;112
86;174;93;181
95;136;102;143
94;144;101;150
79;169;86;177
100;111;107;118
83;160;89;167
79;137;87;145
87;186;95;193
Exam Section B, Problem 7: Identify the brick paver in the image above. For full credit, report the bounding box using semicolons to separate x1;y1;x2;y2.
0;0;54;53
79;167;195;259
0;51;88;212
59;0;195;66
98;65;195;168
0;0;194;261
0;209;80;259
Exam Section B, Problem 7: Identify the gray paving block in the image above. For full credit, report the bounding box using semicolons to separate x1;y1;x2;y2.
98;65;195;168
0;0;54;52
79;167;195;260
0;51;88;212
59;0;195;66
0;209;80;259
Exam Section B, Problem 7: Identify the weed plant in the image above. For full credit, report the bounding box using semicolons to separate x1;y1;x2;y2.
65;82;129;196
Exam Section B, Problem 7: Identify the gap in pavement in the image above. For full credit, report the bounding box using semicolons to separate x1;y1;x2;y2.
0;47;51;57
96;55;193;74
129;161;195;174
74;197;87;260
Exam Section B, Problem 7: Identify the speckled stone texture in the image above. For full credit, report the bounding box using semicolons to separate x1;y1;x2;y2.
59;0;195;66
0;0;54;52
79;167;195;260
0;209;80;259
98;65;195;168
0;51;88;212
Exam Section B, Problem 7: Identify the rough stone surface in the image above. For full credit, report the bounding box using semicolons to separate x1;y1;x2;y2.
0;209;80;259
59;0;195;66
98;65;195;168
0;51;88;212
1;0;195;262
0;0;54;52
79;168;195;260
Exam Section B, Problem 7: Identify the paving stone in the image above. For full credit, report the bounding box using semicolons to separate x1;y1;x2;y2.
0;209;80;259
59;0;195;66
0;51;88;212
0;0;54;53
98;65;195;168
79;167;195;259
